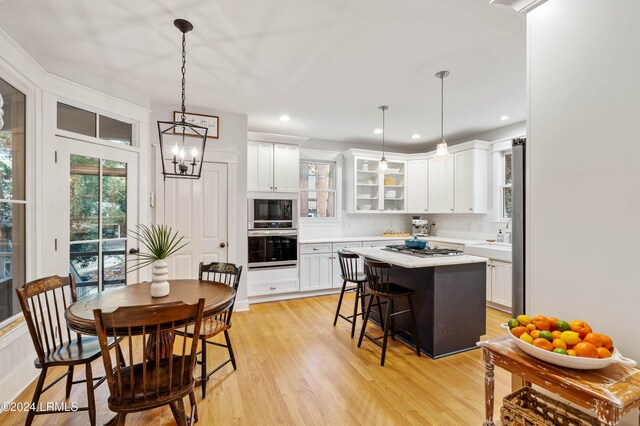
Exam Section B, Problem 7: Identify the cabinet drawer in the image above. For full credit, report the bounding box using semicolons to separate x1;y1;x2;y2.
300;243;332;254
332;242;363;252
248;279;298;297
428;241;464;251
363;240;403;247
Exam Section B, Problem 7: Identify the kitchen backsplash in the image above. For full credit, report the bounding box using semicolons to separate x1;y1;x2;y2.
300;211;508;241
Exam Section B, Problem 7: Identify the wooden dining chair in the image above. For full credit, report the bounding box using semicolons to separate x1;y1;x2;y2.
16;274;118;426
93;298;205;426
176;261;242;398
358;259;421;366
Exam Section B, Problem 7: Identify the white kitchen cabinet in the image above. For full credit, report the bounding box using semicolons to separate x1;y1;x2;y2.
343;152;406;213
454;149;488;213
407;159;428;213
487;259;512;311
247;141;299;193
427;156;454;213
299;253;333;291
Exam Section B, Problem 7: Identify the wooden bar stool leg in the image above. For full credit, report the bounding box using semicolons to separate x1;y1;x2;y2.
350;284;360;338
333;280;348;326
390;298;396;341
376;296;385;330
65;365;74;398
380;297;393;366
358;293;375;348
407;295;421;357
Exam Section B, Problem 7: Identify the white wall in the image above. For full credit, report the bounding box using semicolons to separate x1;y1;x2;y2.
149;103;249;310
527;0;640;366
300;213;411;240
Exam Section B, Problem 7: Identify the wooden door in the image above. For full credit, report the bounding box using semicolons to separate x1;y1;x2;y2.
161;162;228;279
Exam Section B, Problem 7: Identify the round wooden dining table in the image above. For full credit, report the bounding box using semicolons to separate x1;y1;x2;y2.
65;279;235;361
65;279;236;335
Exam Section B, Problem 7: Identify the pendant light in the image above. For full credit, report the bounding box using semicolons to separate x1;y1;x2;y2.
377;105;389;174
434;70;450;160
157;19;208;180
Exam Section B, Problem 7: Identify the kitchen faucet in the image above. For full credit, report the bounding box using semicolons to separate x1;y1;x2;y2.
506;219;512;229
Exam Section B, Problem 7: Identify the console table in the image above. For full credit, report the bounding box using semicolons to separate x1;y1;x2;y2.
479;335;640;425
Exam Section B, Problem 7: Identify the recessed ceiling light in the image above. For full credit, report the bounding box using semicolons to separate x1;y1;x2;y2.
411;134;421;139
500;115;509;121
280;115;290;122
373;129;383;134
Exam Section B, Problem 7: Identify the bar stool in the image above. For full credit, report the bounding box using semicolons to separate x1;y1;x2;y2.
333;251;370;338
358;259;421;366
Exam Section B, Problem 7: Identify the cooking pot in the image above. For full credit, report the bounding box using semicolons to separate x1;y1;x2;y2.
404;237;427;249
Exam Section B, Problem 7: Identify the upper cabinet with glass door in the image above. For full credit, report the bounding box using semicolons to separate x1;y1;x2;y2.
343;151;407;213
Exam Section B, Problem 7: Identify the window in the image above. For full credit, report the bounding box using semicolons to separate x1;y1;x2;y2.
501;152;512;220
299;161;336;218
0;77;26;323
56;102;133;146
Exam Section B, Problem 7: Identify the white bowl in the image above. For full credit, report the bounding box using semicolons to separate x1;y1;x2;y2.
359;205;372;210
502;324;636;370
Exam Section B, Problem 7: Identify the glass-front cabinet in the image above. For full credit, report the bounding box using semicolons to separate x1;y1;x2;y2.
347;154;406;213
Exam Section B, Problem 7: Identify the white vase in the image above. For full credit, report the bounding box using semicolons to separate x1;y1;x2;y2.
151;259;170;297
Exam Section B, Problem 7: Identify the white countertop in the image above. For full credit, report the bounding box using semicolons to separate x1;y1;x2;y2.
346;247;488;269
299;235;485;245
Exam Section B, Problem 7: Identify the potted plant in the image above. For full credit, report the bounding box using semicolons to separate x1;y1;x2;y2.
128;224;188;297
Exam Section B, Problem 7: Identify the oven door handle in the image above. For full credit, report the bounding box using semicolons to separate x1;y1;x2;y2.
248;230;298;237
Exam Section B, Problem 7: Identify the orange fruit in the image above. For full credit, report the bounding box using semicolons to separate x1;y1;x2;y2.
526;324;537;332
511;326;527;338
552;338;567;350
597;347;612;359
551;331;562;339
598;334;614;350
530;330;541;339
532;338;554;351
570;320;593;338
532;315;551;331
567;349;577;356
548;317;559;331
573;342;599;358
583;333;603;348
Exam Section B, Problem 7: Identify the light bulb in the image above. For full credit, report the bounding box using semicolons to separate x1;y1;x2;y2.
435;140;450;159
191;147;198;158
378;158;388;174
179;148;185;160
172;143;180;156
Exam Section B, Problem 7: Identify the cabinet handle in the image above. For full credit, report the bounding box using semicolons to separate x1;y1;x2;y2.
450;208;454;212
269;286;277;290
274;186;278;190
469;208;473;211
313;248;319;251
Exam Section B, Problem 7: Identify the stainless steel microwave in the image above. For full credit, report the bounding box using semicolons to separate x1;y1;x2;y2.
248;199;297;230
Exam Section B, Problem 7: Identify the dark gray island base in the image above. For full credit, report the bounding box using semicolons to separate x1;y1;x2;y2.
347;247;488;359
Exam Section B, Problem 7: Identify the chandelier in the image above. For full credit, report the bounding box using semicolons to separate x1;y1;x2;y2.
157;19;207;180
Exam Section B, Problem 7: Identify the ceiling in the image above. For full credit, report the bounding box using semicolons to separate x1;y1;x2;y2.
0;0;525;148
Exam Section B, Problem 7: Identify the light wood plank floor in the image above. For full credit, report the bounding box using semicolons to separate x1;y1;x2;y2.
0;294;511;425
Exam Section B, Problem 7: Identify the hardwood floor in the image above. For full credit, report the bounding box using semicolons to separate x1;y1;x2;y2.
0;294;511;425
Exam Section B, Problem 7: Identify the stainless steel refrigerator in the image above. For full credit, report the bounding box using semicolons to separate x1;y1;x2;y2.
511;137;526;315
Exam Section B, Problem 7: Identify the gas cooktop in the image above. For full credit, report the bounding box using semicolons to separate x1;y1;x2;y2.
382;244;464;258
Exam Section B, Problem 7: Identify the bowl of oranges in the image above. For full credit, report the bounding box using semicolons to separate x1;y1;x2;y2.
503;315;636;370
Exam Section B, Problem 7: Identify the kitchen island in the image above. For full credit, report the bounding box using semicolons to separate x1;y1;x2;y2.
347;247;488;358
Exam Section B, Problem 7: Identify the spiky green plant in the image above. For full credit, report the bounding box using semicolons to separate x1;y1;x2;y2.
127;224;189;272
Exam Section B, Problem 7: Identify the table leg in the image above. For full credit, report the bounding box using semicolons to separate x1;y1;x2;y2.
144;331;175;361
483;348;495;426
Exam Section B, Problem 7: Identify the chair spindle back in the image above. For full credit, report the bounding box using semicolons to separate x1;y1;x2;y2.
364;259;392;295
338;251;361;281
199;262;242;325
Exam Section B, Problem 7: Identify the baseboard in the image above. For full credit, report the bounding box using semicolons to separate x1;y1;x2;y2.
234;299;250;312
248;288;341;305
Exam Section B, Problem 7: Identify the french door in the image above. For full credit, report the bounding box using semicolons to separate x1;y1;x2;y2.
44;137;139;297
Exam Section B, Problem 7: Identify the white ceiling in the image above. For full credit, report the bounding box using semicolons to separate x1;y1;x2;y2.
0;0;525;148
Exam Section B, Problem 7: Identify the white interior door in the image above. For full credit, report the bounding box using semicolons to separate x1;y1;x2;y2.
42;137;139;296
161;162;228;279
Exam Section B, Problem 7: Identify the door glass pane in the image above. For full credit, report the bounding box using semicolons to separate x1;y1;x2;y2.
103;240;126;290
57;103;97;137
102;160;127;239
0;203;25;322
70;155;100;241
70;242;99;298
0;78;26;200
99;115;132;145
504;153;512;185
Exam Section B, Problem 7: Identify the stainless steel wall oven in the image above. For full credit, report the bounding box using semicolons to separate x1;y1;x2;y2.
248;199;298;269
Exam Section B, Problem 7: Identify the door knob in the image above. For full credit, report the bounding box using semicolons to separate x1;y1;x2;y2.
220;242;226;248
128;248;140;254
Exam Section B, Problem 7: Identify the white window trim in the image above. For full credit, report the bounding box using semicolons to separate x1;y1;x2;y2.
492;138;520;223
299;149;343;221
299;160;338;220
